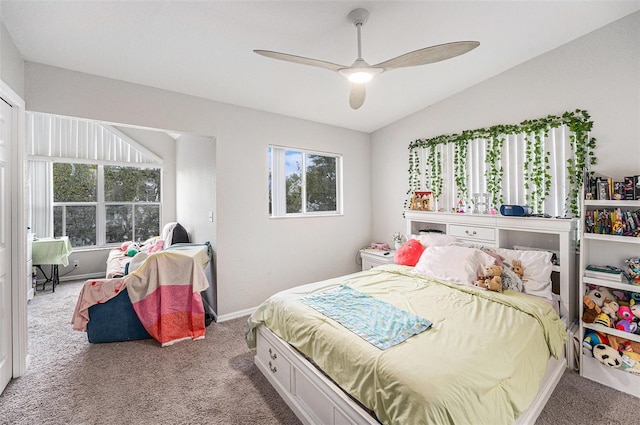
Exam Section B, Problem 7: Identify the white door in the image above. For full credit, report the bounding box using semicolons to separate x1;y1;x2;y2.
0;97;13;393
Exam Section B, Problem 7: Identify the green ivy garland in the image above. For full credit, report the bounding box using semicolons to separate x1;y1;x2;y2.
453;140;468;201
407;109;596;217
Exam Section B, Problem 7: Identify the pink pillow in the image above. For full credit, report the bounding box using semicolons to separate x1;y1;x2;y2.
394;239;426;266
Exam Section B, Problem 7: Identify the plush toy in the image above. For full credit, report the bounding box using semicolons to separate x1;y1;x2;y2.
475;265;503;292
617;305;634;322
608;335;640;354
147;238;165;253
630;300;640;321
120;241;133;251
586;287;616;308
583;331;609;353
601;298;620;320
582;295;601;324
593;343;622;368
510;259;524;279
616;320;638;334
593;312;613;328
126;242;140;257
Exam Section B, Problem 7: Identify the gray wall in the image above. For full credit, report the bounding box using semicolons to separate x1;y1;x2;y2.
1;21;24;98
24;64;372;317
370;11;640;246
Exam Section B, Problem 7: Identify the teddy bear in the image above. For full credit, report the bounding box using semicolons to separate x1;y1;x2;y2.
475;264;503;292
510;259;524;279
582;295;601;324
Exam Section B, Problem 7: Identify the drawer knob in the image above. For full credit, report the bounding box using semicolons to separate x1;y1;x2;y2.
465;230;477;236
268;361;277;373
269;348;277;360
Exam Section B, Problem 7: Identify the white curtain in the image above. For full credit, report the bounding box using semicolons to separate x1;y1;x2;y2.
27;160;52;238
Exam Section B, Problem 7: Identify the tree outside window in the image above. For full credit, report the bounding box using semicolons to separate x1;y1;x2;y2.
269;146;341;217
53;163;161;247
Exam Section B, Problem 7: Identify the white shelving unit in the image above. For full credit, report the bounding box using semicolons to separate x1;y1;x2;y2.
579;199;640;397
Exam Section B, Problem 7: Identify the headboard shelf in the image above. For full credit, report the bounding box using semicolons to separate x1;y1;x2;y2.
404;210;578;322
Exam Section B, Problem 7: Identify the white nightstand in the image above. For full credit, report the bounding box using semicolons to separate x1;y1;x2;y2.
359;249;395;271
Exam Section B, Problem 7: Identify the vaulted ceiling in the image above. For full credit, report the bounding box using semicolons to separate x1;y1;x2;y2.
2;1;638;132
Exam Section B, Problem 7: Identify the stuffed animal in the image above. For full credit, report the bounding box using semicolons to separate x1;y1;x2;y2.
147;238;165;253
582;295;601;324
586;287;616;308
126;242;140;257
583;331;609;352
630;300;640;321
593;312;613;328
601;298;620;320
608;335;640;354
593;343;622;368
616;320;638;333
475;265;503;292
618;305;634;322
510;259;524;279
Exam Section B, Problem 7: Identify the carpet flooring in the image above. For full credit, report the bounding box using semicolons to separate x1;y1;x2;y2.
0;279;636;425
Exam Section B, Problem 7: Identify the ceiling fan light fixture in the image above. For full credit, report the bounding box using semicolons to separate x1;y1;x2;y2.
339;66;383;84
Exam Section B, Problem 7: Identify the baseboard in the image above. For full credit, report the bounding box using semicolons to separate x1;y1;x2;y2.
34;272;103;285
217;307;256;322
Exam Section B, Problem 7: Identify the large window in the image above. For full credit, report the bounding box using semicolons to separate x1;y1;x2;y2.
53;163;161;247
268;146;342;217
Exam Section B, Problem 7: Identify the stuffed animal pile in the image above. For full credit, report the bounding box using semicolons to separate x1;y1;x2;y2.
475;265;503;292
582;286;640;374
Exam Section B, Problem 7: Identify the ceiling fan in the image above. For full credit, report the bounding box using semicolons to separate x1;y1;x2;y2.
255;8;479;110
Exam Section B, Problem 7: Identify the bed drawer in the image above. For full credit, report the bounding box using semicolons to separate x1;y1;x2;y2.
256;327;292;392
449;224;495;243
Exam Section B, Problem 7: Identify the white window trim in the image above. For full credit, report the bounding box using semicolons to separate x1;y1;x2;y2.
269;145;343;218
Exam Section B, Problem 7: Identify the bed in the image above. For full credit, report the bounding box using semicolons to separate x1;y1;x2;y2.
72;242;217;345
245;237;571;425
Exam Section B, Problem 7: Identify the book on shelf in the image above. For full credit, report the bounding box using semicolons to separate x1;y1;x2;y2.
584;265;627;282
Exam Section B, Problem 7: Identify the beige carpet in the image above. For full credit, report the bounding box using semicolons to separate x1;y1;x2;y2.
0;279;636;425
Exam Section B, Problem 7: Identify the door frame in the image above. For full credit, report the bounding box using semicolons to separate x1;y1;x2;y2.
1;79;28;378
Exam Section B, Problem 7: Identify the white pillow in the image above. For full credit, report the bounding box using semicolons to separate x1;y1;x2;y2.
495;248;553;300
412;233;457;247
414;245;496;285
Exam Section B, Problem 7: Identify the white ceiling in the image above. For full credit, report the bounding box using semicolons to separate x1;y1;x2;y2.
1;1;639;133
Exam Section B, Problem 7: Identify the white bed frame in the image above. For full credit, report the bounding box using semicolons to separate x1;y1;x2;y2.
254;213;576;424
255;326;566;425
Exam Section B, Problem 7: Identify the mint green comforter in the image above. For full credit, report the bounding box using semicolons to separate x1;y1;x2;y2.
246;264;567;425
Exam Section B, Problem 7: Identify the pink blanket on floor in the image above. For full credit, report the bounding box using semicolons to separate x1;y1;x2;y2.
125;251;209;346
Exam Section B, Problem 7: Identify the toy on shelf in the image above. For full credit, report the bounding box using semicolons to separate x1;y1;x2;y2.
583;284;640;335
593;344;622;368
582;295;601;324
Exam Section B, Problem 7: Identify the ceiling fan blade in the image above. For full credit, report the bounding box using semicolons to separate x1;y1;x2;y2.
373;41;480;71
349;83;366;110
254;50;345;72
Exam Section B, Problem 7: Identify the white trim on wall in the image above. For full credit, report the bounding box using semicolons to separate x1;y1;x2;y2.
1;78;28;378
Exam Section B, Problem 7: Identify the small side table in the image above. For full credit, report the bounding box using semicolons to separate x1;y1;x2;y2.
32;237;72;292
359;249;395;271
